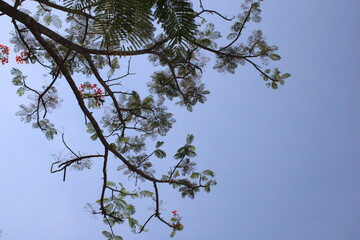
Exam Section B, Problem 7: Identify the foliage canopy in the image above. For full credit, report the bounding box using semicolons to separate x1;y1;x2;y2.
0;0;290;238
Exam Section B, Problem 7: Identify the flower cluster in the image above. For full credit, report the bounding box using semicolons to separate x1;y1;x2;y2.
0;44;10;65
15;51;31;64
0;45;32;65
78;82;105;107
170;210;183;231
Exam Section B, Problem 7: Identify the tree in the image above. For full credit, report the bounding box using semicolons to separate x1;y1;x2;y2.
0;0;290;239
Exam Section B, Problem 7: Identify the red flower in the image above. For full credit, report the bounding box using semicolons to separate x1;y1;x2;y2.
16;55;23;64
0;44;10;55
78;82;105;108
0;44;10;65
172;210;178;215
15;51;31;64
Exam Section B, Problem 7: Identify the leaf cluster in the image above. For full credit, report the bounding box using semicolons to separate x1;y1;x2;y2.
0;0;290;239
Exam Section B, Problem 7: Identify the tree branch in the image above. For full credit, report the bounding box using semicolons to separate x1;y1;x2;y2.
32;0;96;20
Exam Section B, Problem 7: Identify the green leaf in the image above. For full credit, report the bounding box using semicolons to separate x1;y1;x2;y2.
106;181;116;186
11;68;25;86
203;180;216;193
186;148;197;157
110;143;117;150
92;0;154;50
186;134;194;144
86;122;95;133
139;190;154;198
118;136;129;143
156;141;164;148
104;203;115;212
271;81;278;90
128;217;138;229
16;87;26;96
126;204;136;215
154;0;197;49
202;169;215;177
51;15;62;28
142;95;153;107
174;151;184;159
45;127;57;140
170;230;176;238
43;13;52;26
200;175;208;181
176;224;184;231
86;122;102;140
154;149;167;158
32;119;57;140
25;115;32;123
90;133;98;141
102;231;113;238
104;217;117;227
269;53;281;61
282;73;291;79
190;172;200;179
173;170;180;178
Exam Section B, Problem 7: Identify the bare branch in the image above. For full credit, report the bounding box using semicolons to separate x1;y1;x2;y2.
219;3;255;52
197;0;234;21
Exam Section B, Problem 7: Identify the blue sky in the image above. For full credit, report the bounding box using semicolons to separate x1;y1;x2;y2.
1;0;360;239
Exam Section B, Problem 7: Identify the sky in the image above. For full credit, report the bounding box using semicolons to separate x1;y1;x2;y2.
1;0;360;240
